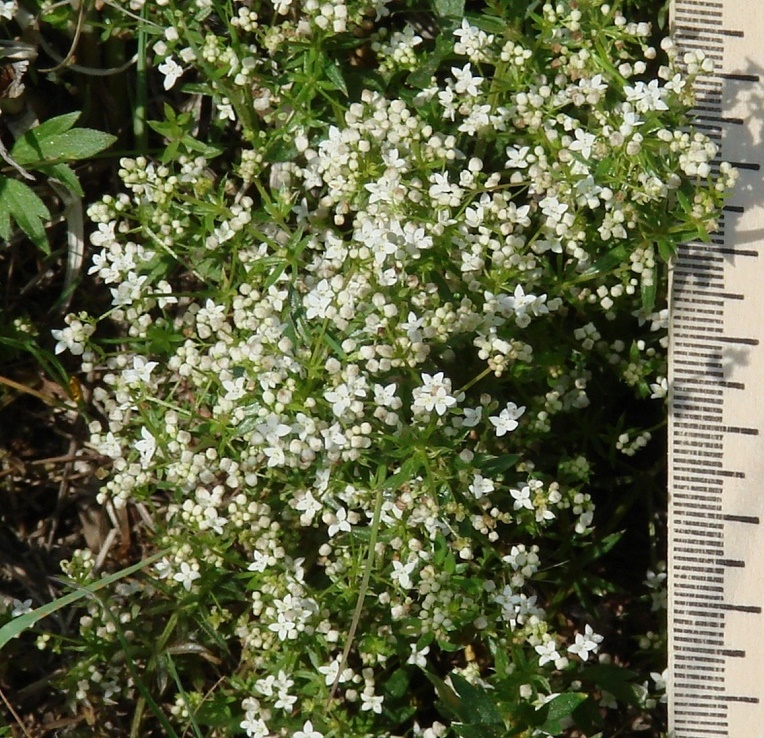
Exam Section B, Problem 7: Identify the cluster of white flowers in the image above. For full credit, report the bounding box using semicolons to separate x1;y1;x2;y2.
40;0;734;734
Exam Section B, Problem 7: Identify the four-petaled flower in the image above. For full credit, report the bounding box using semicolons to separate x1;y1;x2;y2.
489;402;526;436
567;624;604;661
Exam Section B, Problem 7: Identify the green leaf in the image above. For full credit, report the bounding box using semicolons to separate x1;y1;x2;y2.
655;237;675;262
12;124;117;166
425;671;463;721
641;276;656;314
29;111;80;138
582;244;629;278
474;453;520;476
434;0;466;19
324;59;348;97
449;673;505;725
408;36;454;89
265;137;299;163
384;668;411;699
0;176;51;252
454;724;507;738
0;550;169;651
36;162;84;196
537;693;588;735
583;664;642;708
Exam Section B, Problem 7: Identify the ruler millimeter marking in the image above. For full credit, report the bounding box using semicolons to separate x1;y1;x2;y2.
669;1;764;736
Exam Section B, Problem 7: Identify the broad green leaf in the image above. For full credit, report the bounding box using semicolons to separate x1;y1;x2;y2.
29;111;80;139
384;668;411;699
12;126;117;166
0;176;51;252
434;0;465;19
265;137;299;163
583;664;641;708
0;549;168;651
454;724;508;738
450;673;505;725
537;693;588;735
36;162;83;196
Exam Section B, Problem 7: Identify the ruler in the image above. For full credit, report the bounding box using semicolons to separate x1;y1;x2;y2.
669;1;764;736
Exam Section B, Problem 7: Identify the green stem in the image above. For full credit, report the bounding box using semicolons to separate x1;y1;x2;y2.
325;468;386;711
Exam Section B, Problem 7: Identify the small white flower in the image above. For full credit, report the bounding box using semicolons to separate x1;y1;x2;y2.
567;624;604;661
134;426;157;468
489;402;526;436
11;598;32;617
407;643;430;668
294;720;323;738
534;639;560;666
157;56;184;90
469;474;495;500
0;2;17;22
360;689;384;713
173;562;201;591
412;372;457;417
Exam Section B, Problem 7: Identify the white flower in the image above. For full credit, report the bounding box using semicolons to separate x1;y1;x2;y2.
489;402;525;436
317;657;353;686
451;63;483;97
534;639;560;666
567;624;604;661
0;2;17;21
157;56;184;90
505;145;530;168
569;128;597;160
123;356;159;385
293;490;323;526
294;721;323;738
134;426;156;468
324;507;353;537
407;643;430;668
173;561;201;591
469;474;495;500
247;550;270;573
510;485;533;511
412;372;457;417
649;377;668;399
240;715;269;738
360;689;384;713
625;79;668;113
391;558;416;589
11;598;32;617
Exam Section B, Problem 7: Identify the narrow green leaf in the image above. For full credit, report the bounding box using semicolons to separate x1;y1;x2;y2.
582;244;629;278
424;671;463;720
324;59;349;97
641;276;656;314
0;549;168;651
655;238;674;262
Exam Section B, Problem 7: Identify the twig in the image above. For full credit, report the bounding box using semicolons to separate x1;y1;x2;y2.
0;684;34;738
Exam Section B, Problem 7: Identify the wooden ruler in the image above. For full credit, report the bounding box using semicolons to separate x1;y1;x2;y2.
669;1;764;735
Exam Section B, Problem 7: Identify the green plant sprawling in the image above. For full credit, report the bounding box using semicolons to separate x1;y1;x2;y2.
2;0;734;736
